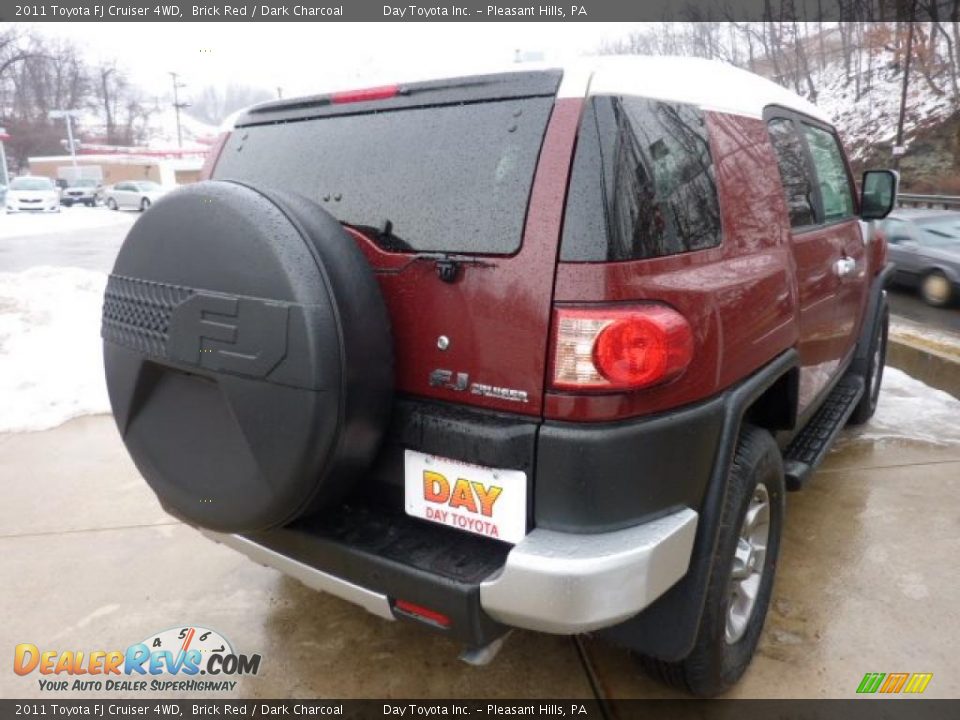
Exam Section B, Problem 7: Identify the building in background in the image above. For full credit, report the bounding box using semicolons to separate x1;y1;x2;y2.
27;152;204;187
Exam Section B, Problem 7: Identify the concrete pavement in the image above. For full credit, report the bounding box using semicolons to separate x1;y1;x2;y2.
1;414;959;699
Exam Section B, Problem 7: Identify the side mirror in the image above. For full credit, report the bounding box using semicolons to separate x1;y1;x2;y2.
860;169;898;220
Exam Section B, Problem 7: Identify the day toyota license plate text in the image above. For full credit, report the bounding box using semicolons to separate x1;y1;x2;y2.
404;450;527;544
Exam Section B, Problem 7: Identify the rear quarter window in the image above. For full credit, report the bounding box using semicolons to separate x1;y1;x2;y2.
560;96;722;262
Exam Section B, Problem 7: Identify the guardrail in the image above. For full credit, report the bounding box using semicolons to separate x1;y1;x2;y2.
897;193;960;210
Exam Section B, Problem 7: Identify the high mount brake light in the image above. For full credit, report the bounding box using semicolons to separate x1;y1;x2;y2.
331;85;400;104
551;305;694;391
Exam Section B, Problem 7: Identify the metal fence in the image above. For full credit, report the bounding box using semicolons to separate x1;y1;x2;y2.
897;193;960;210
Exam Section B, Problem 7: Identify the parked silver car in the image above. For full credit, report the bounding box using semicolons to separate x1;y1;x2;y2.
103;180;170;212
880;210;960;307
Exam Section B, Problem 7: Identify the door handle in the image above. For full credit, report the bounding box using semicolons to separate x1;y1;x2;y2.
834;257;856;278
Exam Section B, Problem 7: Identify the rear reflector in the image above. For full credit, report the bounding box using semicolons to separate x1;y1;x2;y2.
393;599;451;628
331;85;399;104
551;305;694;391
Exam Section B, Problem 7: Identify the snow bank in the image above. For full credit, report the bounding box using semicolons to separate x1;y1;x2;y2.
0;266;110;432
847;366;960;446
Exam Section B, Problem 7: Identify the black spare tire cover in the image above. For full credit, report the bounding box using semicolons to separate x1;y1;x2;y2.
101;180;392;533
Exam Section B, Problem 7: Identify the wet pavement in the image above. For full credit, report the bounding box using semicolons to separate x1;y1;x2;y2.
2;405;959;700
888;286;960;337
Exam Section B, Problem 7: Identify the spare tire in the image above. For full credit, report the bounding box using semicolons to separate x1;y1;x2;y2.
101;180;392;533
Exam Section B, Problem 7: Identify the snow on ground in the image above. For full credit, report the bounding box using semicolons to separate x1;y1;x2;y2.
0;206;136;239
846;367;960;446
0;266;110;432
805;40;957;163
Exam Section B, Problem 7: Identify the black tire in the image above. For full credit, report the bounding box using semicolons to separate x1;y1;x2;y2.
920;270;953;308
140;197;151;212
638;425;785;697
106;197;118;211
62;200;73;208
86;200;95;207
848;300;889;426
102;181;393;533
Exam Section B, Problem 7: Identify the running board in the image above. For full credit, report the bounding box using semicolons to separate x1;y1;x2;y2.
783;375;865;490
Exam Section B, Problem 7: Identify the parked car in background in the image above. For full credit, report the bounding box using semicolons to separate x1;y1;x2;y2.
103;180;170;211
61;178;103;207
4;175;60;213
880;209;960;307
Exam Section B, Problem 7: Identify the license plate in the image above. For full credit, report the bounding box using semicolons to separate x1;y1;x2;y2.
404;450;527;544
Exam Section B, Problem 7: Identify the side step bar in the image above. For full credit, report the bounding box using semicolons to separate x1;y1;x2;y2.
783;374;865;490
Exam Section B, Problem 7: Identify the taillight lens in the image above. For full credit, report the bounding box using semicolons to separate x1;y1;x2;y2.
198;131;230;181
551;305;694;391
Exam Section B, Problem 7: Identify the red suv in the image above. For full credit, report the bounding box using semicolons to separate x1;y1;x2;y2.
101;57;897;696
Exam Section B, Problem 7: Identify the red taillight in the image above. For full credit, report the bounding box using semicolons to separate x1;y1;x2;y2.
198;131;230;181
393;600;451;628
331;84;399;104
551;305;694;391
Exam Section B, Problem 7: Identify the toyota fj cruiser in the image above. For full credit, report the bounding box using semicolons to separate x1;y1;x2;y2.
101;57;898;696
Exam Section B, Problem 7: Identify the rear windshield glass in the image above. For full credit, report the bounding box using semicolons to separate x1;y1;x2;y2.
10;177;53;191
561;96;722;262
215;97;555;255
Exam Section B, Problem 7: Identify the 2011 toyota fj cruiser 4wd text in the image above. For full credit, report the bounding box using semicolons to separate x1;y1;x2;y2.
101;57;898;696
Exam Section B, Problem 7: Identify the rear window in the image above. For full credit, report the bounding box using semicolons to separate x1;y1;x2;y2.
560;96;722;262
215;97;555;255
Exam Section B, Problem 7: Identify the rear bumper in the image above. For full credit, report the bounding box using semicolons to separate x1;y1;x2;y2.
480;508;697;633
203;505;697;637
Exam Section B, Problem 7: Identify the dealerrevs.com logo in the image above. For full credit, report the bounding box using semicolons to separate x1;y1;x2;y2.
13;626;261;693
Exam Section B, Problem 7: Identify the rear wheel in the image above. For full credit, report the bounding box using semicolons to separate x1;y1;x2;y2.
106;197;118;211
637;425;785;697
921;271;953;307
140;198;151;212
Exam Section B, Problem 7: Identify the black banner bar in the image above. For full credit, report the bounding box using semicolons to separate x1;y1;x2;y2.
2;700;960;720
0;0;953;22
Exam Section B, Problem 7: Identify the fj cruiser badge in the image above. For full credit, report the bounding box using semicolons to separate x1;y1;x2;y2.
429;369;529;403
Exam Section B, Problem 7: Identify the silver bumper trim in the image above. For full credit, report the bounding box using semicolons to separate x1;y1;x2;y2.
201;531;395;622
479;508;698;634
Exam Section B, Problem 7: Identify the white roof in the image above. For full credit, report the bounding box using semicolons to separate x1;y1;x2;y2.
229;55;830;128
561;56;830;123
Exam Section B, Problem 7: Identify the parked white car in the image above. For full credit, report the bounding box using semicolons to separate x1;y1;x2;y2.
104;181;171;212
5;176;61;213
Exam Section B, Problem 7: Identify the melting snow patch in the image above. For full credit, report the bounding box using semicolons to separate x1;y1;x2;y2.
0;266;110;432
849;367;960;446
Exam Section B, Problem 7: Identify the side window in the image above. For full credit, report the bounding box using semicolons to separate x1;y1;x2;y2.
116;183;130;191
767;118;816;228
802;123;854;222
561;95;722;262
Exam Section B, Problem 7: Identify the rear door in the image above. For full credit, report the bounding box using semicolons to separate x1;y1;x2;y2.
767;114;845;412
798;121;866;360
214;71;577;416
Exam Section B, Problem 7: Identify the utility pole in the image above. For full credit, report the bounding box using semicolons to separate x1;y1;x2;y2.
169;71;189;148
48;110;80;168
894;11;916;171
276;86;283;99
